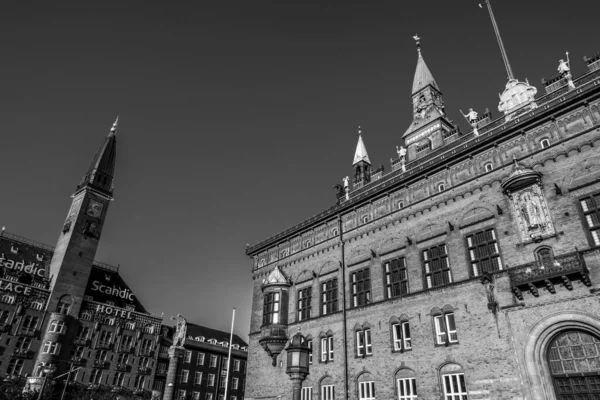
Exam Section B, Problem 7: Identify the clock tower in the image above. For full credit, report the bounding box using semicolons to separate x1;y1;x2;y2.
32;118;118;378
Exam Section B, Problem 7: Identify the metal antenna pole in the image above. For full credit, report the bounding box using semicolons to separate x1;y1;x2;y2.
481;0;514;80
223;308;235;400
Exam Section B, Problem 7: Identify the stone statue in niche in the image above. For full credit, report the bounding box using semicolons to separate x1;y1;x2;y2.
510;184;555;242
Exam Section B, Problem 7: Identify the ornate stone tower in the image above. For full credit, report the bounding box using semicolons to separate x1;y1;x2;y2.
402;37;455;160
32;118;118;378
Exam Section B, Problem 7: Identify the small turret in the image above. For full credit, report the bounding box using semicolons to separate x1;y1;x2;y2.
352;126;372;189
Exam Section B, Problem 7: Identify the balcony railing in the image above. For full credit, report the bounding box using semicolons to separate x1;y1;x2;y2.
12;348;32;358
115;364;128;372
137;367;151;375
508;251;590;299
96;342;113;351
20;329;39;338
138;349;154;357
92;360;107;369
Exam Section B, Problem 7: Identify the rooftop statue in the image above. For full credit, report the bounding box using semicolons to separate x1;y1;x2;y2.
558;52;576;90
460;108;480;136
171;314;187;347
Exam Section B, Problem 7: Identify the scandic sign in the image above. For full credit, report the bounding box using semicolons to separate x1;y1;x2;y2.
90;280;135;300
0;254;45;277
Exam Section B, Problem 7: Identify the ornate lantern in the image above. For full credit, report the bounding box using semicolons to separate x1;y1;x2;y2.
285;330;310;400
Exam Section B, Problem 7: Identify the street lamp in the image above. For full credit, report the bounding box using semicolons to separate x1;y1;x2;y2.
285;330;310;400
37;365;56;400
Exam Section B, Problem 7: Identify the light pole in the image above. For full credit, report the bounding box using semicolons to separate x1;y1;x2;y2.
285;330;310;400
37;365;56;400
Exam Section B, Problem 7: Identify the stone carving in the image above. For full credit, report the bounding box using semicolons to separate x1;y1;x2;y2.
461;108;480;136
171;314;187;347
396;146;407;172
558;52;576;90
509;184;555;242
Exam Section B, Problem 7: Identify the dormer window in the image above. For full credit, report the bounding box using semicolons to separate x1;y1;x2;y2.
208;339;217;345
36;253;44;262
10;245;19;254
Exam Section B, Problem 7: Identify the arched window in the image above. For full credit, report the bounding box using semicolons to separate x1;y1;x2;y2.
48;320;65;334
331;229;339;237
540;138;550;149
395;368;417;400
362;215;370;224
320;376;334;400
536;246;555;269
7;359;24;375
30;300;44;311
438;183;445;192
106;317;116;326
144;325;154;334
440;363;468;398
547;331;600;396
398;201;404;209
21;315;39;332
80;311;92;321
1;294;15;304
42;341;61;355
357;372;375;400
484;162;493;172
56;295;72;315
124;321;136;331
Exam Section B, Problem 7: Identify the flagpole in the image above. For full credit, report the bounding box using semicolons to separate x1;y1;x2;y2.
481;0;514;80
223;307;235;400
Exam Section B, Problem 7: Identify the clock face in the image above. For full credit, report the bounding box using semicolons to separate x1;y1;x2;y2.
86;200;104;219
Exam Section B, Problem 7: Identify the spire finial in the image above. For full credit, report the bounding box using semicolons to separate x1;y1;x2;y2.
413;34;422;57
110;116;119;135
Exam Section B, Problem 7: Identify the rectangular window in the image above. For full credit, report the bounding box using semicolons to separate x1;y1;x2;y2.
263;292;280;325
351;269;371;307
232;377;239;390
423;244;451;289
321;278;338;315
198;353;205;366
320;336;334;362
193;393;201;400
392;322;411;351
301;387;312;400
397;378;417;400
209;355;217;368
297;287;312;321
442;373;468;399
466;228;502;276
178;390;187;399
308;340;313;364
206;394;213;400
207;374;215;387
321;385;335;400
181;370;189;383
184;350;192;363
356;329;372;356
220;378;226;389
384;258;408;298
233;359;240;371
580;194;600;246
194;371;202;385
434;313;458;345
358;381;375;400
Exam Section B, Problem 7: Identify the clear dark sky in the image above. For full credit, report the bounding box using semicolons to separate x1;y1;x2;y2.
1;0;597;340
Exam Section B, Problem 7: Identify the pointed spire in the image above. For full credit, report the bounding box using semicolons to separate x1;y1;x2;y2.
352;126;371;166
79;119;117;195
412;35;439;95
109;115;119;136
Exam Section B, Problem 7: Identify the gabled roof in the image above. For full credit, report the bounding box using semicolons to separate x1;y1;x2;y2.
263;266;289;285
352;133;371;166
412;52;439;95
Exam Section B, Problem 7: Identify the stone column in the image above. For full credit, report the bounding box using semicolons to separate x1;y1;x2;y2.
163;346;184;400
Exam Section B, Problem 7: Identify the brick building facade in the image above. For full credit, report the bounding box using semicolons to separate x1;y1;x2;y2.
156;323;248;400
245;37;600;400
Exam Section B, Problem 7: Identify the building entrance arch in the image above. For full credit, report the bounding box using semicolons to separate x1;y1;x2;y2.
547;330;600;398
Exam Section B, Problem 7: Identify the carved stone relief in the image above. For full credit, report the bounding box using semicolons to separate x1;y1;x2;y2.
508;184;555;242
